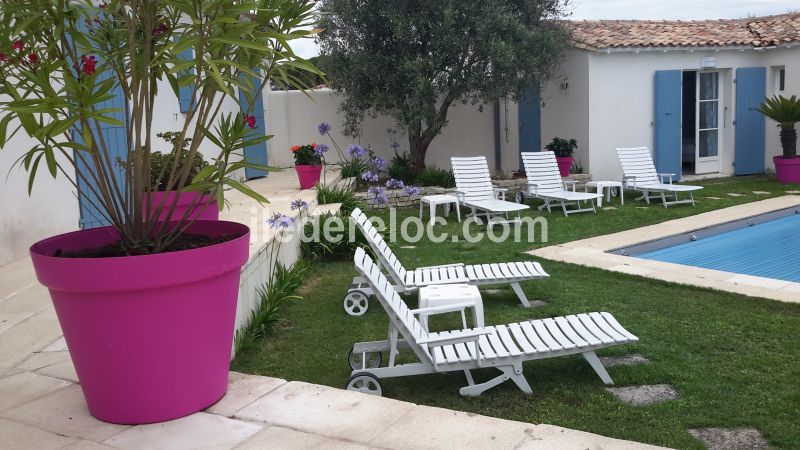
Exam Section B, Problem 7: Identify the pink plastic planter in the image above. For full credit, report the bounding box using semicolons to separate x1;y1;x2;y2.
29;221;249;424
145;191;219;222
295;164;322;189
773;156;800;185
555;156;574;177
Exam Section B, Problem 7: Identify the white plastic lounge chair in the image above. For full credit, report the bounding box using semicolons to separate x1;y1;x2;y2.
451;156;529;223
343;207;548;315
519;151;601;216
617;147;703;207
346;248;639;397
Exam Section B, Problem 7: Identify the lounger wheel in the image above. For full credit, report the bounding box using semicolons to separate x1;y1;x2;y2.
346;372;382;396
348;349;382;370
343;290;369;316
514;191;525;204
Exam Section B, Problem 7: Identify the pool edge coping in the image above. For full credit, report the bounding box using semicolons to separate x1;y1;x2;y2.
528;195;800;304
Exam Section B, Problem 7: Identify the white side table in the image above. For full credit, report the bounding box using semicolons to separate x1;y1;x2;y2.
585;181;624;207
417;284;483;331
419;194;461;225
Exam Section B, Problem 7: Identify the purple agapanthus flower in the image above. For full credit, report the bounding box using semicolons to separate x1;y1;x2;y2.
386;178;404;189
267;213;295;229
405;186;420;197
360;170;379;182
314;143;330;156
346;144;367;158
369;156;387;170
290;199;308;211
368;186;388;205
317;122;331;136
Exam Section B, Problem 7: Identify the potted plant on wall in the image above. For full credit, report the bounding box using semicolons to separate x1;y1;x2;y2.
545;137;577;177
292;142;328;189
756;95;800;184
0;0;319;425
146;132;217;221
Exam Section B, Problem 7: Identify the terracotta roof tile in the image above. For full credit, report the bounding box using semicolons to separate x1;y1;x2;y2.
569;12;800;50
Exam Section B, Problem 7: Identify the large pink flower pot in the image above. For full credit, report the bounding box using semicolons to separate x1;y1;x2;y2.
295;164;322;189
555;156;574;177
29;221;249;424
773;156;800;185
145;191;219;222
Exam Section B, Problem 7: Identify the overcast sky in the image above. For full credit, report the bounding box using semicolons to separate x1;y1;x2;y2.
292;1;798;58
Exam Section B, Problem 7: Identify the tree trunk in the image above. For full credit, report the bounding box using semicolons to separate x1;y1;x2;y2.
410;134;431;171
780;125;797;158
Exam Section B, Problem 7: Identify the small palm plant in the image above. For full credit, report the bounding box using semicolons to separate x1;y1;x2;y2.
756;95;800;159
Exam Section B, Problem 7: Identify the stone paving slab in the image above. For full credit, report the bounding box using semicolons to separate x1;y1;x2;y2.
103;412;262;450
236;381;416;443
206;373;287;417
236;425;376;449
0;371;71;412
518;424;661;449
689;427;768;450
0;417;77;449
605;384;679;406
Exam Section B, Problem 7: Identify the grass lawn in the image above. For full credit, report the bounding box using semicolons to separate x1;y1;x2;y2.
232;176;800;449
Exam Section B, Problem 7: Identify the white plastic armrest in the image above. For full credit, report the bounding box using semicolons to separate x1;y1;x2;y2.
527;182;539;196
658;173;675;184
418;328;491;346
562;180;577;192
422;262;466;269
622;175;636;188
453;190;466;202
492;186;507;201
411;302;477;318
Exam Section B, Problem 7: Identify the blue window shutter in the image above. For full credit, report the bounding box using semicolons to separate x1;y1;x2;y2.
517;83;541;171
178;48;195;113
238;75;268;179
654;70;683;181
73;20;128;229
734;67;766;175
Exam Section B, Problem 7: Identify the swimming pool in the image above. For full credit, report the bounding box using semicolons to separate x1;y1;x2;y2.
616;209;800;283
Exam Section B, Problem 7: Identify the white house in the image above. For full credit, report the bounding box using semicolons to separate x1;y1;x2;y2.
538;12;800;181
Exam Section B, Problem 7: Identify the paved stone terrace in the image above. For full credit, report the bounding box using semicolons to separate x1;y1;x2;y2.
0;171;666;450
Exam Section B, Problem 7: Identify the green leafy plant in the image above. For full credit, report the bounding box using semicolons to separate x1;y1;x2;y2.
300;213;367;262
339;157;368;180
415;167;455;188
234;260;309;354
0;0;322;255
545;137;577;158
756;94;800;158
315;182;362;216
149;132;208;191
388;151;415;184
290;143;325;165
318;0;570;170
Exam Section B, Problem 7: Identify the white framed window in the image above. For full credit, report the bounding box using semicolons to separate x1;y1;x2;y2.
773;66;786;93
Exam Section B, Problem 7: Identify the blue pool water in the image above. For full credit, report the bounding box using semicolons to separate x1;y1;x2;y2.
638;214;800;283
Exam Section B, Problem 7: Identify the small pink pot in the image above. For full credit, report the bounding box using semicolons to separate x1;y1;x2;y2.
29;221;249;424
773;156;800;185
555;156;574;177
295;164;322;189
145;191;219;222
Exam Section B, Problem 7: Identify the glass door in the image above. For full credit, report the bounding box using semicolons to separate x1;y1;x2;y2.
695;71;720;174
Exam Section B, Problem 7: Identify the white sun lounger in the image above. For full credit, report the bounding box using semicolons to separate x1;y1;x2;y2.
345;248;639;397
519;151;601;216
342;207;548;315
617;147;703;207
451;156;529;223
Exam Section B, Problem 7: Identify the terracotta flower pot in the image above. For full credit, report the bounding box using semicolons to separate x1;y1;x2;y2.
555;156;574;177
295;164;322;189
29;221;250;424
773;156;800;185
145;191;219;222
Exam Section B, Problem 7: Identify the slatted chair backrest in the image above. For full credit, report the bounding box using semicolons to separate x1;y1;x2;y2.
451;156;496;203
521;151;566;194
617;147;660;186
351;208;408;286
354;248;433;363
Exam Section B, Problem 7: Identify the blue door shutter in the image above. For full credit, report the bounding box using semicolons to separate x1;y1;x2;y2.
654;70;682;181
73;22;128;229
734;67;766;175
178;48;195;113
238;75;268;179
517;83;541;171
